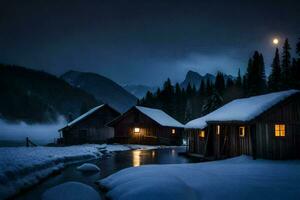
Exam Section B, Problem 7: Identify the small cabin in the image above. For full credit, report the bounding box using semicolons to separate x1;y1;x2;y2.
185;90;300;160
108;106;184;145
59;104;120;145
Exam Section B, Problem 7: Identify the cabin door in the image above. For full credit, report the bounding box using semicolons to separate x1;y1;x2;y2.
189;132;196;153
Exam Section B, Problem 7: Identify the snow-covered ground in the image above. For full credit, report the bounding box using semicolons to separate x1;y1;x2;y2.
0;144;170;199
99;156;300;200
42;181;101;200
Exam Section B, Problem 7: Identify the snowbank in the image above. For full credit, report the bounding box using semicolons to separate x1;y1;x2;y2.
42;181;101;200
0;143;172;199
99;156;300;200
77;163;100;172
0;145;102;199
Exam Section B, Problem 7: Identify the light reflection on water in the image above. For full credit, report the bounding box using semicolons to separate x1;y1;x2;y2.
132;150;141;167
172;149;176;156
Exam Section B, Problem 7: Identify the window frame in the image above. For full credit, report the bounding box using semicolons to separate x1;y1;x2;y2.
199;130;205;139
239;126;245;137
275;124;285;137
134;127;140;133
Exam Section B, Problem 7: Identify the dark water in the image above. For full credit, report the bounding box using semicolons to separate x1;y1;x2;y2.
15;147;199;200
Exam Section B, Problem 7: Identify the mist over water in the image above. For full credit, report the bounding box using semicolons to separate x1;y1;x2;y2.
0;117;67;146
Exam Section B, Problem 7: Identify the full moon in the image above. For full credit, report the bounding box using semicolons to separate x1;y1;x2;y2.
273;38;279;45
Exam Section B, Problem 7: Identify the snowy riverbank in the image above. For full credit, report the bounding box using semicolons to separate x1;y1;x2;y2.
99;155;300;200
0;144;170;199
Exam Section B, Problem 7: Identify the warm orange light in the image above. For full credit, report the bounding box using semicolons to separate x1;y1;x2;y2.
216;125;220;135
199;131;205;138
172;129;176;134
275;124;285;137
133;150;141;167
239;126;245;137
134;127;140;133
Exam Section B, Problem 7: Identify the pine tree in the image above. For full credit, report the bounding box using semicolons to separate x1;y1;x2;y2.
161;78;174;115
268;48;281;91
206;79;213;96
215;71;225;93
199;79;206;96
246;51;266;95
258;53;267;91
281;39;291;88
226;78;234;88
186;82;193;98
236;68;242;87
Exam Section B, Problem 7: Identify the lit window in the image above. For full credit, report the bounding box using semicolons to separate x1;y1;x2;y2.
216;125;220;135
134;127;140;133
239;126;245;137
275;124;285;137
199;131;205;138
172;129;176;134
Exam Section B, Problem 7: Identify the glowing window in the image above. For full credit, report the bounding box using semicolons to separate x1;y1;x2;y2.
134;127;140;133
216;125;220;135
239;126;245;137
275;124;285;137
172;129;176;134
199;131;205;138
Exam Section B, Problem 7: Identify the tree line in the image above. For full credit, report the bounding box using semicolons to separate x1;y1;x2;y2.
138;38;300;123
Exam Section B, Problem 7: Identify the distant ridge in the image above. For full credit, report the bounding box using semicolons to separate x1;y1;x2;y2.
61;70;138;113
180;70;235;89
0;64;98;123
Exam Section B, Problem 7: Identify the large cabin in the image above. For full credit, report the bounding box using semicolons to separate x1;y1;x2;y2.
59;104;120;145
185;90;300;160
108;106;184;145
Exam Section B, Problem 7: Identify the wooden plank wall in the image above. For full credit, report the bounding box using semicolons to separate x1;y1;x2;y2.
113;109;183;145
63;105;120;145
255;95;300;159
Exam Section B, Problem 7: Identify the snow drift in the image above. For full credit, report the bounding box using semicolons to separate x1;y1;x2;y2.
42;182;101;200
77;163;100;172
99;156;300;200
0;145;102;199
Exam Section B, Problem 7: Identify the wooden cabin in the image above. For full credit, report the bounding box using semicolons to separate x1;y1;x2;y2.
185;90;300;160
59;104;120;145
108;106;184;145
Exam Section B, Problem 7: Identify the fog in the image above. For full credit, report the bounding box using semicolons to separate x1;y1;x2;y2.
0;117;67;146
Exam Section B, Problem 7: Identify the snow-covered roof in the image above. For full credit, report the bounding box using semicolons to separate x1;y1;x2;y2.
185;90;299;129
64;105;104;128
135;106;184;128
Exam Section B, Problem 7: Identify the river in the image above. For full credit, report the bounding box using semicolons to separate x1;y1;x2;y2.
15;147;199;200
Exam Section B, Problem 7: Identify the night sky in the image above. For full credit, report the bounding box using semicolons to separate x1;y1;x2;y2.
1;0;299;86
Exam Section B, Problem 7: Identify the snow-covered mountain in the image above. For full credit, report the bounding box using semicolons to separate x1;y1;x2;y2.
180;70;235;89
124;85;158;99
61;71;138;113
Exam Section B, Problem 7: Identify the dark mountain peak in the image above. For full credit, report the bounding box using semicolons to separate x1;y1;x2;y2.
186;70;203;79
61;70;137;113
203;73;214;79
